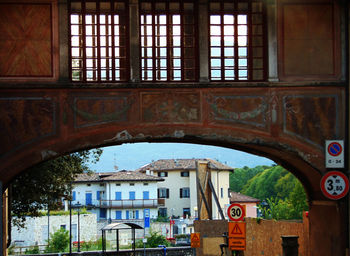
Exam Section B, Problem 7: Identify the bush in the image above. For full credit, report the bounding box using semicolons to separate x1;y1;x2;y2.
25;245;40;254
45;228;70;253
143;231;170;248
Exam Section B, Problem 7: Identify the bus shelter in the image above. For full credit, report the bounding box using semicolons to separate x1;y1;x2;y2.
101;222;143;255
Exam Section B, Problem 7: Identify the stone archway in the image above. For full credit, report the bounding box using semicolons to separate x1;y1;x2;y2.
0;86;346;255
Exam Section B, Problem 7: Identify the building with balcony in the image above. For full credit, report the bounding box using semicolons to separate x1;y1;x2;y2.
72;170;164;223
137;159;234;220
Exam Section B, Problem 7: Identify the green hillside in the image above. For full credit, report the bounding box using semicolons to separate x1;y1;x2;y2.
229;165;308;220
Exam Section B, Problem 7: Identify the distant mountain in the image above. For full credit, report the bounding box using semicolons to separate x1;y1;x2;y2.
88;142;275;172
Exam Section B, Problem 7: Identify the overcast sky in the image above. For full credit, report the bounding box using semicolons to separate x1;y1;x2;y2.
88;142;275;172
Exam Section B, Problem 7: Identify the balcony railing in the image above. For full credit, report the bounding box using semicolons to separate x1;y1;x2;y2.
99;199;165;209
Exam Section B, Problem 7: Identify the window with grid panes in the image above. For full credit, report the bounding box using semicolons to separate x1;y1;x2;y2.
69;1;129;82
140;1;198;82
209;0;266;81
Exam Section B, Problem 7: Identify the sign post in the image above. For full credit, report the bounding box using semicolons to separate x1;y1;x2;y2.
191;233;200;248
227;203;245;222
227;203;246;253
320;171;349;200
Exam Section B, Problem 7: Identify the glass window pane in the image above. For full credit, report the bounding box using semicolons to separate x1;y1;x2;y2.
223;15;234;24
211;59;221;67
211;47;221;57
238;15;247;24
211;26;221;36
210;15;221;24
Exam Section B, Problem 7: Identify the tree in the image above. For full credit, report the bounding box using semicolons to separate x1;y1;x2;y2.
145;231;170;248
229;165;267;192
10;148;102;228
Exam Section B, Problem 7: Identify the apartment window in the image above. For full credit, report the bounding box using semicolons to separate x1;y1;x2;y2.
144;183;149;186
181;171;189;177
180;187;190;198
130;183;135;186
69;0;129;82
129;191;136;200
60;225;66;230
100;208;107;219
158;188;169;198
116;191;122;200
159;207;167;217
140;0;198;82
209;0;266;81
143;191;150;200
116;183;121;186
158;171;168;177
116;210;122;219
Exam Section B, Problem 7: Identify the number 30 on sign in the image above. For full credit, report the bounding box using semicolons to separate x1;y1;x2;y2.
227;203;245;222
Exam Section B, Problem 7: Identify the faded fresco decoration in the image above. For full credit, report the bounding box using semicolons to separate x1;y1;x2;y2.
0;98;56;156
283;95;339;149
208;95;268;129
73;95;133;128
141;92;200;123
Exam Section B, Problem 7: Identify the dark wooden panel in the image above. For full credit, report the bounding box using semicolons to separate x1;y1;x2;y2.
0;4;53;77
278;2;341;81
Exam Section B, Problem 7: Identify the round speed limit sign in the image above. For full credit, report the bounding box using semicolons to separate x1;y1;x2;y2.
320;171;349;200
227;203;245;221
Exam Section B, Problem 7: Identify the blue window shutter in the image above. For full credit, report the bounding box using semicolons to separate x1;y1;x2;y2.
97;191;100;200
116;192;122;200
143;191;149;200
86;193;92;205
72;191;76;201
116;211;122;220
126;210;129;219
136;210;139;219
129;191;135;200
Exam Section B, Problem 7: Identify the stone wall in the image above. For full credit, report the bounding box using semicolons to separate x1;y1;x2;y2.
11;214;97;247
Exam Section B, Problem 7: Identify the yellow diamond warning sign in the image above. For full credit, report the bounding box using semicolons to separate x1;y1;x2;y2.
191;233;200;248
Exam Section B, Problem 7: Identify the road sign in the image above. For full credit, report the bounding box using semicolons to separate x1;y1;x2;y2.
228;222;246;239
144;209;150;228
191;233;200;248
229;238;246;251
320;171;349;200
227;203;245;222
325;140;344;168
228;222;246;251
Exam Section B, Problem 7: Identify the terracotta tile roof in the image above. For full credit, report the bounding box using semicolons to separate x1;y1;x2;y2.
137;159;234;172
74;171;164;183
230;192;260;203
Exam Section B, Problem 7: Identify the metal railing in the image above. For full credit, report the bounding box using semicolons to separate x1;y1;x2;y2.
99;199;164;209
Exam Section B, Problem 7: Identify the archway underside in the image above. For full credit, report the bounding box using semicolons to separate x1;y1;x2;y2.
0;86;345;202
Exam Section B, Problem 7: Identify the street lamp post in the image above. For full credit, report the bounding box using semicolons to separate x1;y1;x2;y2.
75;204;81;252
73;203;82;253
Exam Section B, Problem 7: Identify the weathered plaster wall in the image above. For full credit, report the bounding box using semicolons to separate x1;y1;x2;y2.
194;215;309;256
11;214;97;247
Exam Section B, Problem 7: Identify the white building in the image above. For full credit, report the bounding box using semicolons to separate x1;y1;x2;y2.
72;170;164;224
137;159;234;220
